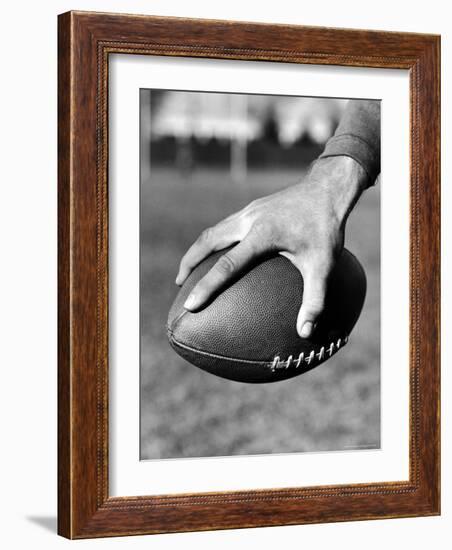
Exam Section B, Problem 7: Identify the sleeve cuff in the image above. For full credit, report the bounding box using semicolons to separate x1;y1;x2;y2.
319;134;380;186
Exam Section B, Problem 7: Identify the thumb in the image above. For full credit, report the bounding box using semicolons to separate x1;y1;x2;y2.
295;262;330;338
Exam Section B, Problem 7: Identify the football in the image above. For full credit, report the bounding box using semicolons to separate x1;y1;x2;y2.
167;247;366;383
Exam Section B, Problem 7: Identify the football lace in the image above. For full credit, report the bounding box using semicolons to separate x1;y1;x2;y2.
270;336;348;371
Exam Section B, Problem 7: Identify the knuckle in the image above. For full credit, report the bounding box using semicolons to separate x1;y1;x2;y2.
241;199;266;224
199;226;215;245
239;207;257;229
215;253;236;276
249;218;272;240
244;198;262;213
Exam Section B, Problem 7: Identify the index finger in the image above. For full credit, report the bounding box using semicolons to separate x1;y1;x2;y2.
176;222;239;286
183;234;265;311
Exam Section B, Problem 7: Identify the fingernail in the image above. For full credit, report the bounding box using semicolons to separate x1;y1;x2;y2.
184;294;197;311
300;321;313;338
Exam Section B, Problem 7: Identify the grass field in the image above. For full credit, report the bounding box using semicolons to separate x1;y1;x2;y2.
140;166;380;459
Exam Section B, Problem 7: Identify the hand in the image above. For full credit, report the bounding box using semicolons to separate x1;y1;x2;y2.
176;156;368;338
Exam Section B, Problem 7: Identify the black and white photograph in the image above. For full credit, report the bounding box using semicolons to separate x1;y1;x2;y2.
1;0;444;544
140;90;381;460
0;0;446;542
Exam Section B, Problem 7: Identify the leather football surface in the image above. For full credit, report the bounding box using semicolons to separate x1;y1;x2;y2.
167;247;366;383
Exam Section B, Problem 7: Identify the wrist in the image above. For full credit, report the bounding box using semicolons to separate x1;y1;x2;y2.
309;156;367;223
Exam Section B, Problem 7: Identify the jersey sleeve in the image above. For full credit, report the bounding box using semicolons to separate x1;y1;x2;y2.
319;99;381;186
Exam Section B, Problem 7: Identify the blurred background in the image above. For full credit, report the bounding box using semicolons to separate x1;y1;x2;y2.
140;90;380;460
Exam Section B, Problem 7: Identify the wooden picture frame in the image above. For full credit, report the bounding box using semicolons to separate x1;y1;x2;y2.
58;10;440;539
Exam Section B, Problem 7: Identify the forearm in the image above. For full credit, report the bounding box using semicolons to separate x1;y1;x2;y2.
319;99;381;187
